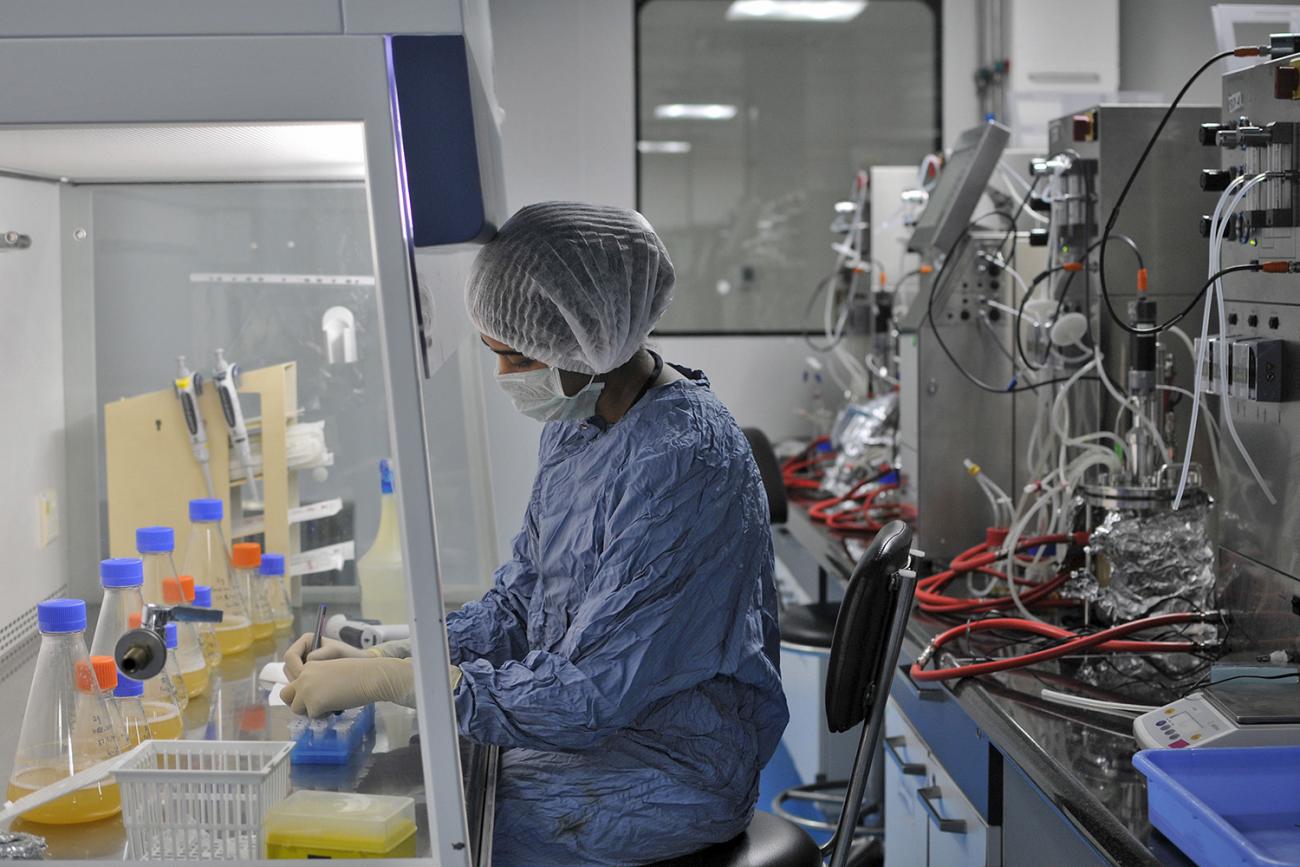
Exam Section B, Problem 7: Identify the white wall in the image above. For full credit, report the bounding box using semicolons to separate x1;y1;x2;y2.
1120;0;1300;104
482;0;636;557
0;176;67;786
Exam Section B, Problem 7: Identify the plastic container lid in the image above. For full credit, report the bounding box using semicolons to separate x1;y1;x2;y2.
100;557;144;587
260;553;286;576
162;574;196;604
193;585;213;608
38;598;86;633
135;526;175;553
379;458;394;495
90;655;119;690
165;622;178;649
231;542;261;569
113;674;143;697
264;791;417;854
128;611;143;629
189;498;223;522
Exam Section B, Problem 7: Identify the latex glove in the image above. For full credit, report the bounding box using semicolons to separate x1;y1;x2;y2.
283;633;376;680
280;656;416;718
450;665;463;690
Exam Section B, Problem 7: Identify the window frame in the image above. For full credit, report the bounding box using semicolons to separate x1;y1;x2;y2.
635;0;945;337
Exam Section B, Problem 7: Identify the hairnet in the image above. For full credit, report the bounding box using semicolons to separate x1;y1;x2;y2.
466;202;675;375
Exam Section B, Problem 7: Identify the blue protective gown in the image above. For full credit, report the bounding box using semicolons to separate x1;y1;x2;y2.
447;367;789;866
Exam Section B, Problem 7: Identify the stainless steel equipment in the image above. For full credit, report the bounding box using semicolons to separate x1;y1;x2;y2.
1204;57;1300;657
898;232;1046;560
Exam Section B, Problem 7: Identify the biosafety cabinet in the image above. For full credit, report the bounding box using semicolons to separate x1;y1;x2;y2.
0;5;504;863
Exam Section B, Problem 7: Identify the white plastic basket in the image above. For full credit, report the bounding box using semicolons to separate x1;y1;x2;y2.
114;740;294;860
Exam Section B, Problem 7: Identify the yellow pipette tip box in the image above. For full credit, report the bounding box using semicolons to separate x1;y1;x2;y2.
264;790;418;859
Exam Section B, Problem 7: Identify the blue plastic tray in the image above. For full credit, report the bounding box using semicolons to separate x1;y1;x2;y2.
288;702;375;765
1133;747;1300;867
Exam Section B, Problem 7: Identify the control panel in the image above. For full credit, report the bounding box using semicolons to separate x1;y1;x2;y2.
1134;691;1300;750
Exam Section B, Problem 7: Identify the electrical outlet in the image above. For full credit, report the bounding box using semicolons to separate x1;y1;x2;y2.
37;489;59;548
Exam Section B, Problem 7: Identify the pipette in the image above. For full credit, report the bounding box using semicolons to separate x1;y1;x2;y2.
173;356;215;498
212;348;261;506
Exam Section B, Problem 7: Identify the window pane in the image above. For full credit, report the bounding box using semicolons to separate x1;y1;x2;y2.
638;0;940;332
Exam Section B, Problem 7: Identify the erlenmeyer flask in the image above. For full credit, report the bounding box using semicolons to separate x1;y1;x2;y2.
233;542;275;641
8;599;122;825
256;553;294;633
111;670;153;746
162;575;210;698
89;558;144;660
135;526;177;606
192;584;223;667
182;498;252;655
88;657;122;749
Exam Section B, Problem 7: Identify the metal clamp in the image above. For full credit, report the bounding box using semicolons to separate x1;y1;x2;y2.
1;231;31;251
916;785;967;834
883;736;926;776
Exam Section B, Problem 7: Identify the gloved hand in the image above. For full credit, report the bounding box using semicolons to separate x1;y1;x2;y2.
283;633;374;679
280;656;416;718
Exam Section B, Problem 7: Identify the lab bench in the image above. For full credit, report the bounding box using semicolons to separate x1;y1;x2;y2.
774;508;1196;867
7;617;496;864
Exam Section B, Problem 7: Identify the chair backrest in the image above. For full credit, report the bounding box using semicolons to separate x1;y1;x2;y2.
824;520;914;733
742;427;789;525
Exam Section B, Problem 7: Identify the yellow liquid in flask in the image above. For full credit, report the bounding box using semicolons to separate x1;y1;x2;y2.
179;665;209;699
142;701;184;740
7;767;121;825
215;614;253;656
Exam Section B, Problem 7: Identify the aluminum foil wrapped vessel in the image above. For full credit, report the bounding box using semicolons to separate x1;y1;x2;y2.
1091;503;1216;622
823;392;897;495
1076;503;1218;691
0;831;47;860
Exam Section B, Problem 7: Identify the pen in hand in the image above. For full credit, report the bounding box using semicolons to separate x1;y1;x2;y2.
305;603;328;665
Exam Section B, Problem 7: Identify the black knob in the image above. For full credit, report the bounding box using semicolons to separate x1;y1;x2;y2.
1028;228;1049;247
1201;169;1233;192
1199;215;1213;238
1199;123;1224;146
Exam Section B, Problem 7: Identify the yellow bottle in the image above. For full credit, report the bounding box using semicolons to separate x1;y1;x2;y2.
182;499;253;655
162;575;210;698
192;584;223;667
8;600;122;825
110;669;153;747
233;542;276;640
255;553;295;633
358;459;408;626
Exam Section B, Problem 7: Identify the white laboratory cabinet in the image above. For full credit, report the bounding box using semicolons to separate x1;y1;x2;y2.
0;6;504;864
884;700;1000;866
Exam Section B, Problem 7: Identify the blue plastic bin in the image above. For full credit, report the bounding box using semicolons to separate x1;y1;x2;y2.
1133;747;1300;867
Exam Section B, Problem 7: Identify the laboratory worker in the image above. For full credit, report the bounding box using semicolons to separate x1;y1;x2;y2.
282;202;789;865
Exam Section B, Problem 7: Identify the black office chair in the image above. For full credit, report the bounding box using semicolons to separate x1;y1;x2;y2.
814;520;916;867
742;426;875;842
742;427;788;525
653;521;917;867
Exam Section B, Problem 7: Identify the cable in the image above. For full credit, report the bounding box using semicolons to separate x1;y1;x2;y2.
1097;46;1261;334
926;215;1095;394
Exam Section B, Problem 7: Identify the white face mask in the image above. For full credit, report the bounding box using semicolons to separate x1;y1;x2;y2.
496;366;605;422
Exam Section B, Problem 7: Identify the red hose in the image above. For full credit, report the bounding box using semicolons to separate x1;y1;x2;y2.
909;612;1208;682
916;532;1084;615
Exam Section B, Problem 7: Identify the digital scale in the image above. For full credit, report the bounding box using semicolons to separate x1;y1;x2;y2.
1134;676;1300;750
